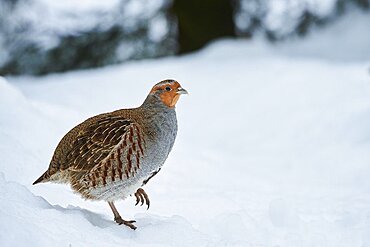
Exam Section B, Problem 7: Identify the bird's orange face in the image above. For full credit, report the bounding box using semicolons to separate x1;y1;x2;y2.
150;80;188;108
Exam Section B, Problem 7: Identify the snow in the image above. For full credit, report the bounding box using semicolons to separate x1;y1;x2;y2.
0;0;173;72
1;11;370;247
275;10;370;61
236;0;340;38
35;0;121;12
9;0;167;38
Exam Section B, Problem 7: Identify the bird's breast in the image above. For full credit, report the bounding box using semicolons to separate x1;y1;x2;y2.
140;109;178;174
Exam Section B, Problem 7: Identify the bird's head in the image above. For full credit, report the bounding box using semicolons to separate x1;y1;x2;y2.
149;79;188;108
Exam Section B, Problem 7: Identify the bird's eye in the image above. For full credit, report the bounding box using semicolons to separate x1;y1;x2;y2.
165;86;171;91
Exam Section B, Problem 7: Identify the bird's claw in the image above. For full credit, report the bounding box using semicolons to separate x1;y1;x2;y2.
134;188;150;209
114;216;137;230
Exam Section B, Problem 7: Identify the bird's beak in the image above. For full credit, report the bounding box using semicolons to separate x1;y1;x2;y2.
176;87;189;95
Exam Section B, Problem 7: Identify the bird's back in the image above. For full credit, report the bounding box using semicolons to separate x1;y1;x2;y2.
34;109;135;183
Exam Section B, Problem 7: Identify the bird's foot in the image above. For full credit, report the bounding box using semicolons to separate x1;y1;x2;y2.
134;188;150;209
114;216;137;230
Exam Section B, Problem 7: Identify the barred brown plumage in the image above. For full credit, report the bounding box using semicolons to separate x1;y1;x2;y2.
33;79;188;230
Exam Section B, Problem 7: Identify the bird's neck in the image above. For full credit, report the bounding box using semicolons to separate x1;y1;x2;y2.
139;95;177;138
141;95;174;111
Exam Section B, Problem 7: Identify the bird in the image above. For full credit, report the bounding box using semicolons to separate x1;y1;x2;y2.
33;79;188;230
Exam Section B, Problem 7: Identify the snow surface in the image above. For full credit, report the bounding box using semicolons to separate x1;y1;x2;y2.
1;11;370;247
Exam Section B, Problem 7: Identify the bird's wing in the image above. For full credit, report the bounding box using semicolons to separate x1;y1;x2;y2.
81;121;146;188
48;113;132;176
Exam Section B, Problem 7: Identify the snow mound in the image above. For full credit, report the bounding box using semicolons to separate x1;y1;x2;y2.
0;173;210;247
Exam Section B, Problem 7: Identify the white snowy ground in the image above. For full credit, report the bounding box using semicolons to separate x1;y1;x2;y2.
1;11;370;247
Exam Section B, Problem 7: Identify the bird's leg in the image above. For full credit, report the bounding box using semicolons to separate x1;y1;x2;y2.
108;201;136;230
134;188;150;209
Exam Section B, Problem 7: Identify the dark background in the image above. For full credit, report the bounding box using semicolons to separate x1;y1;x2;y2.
0;0;368;75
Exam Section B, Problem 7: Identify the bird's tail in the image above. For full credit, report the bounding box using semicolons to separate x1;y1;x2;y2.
33;170;50;185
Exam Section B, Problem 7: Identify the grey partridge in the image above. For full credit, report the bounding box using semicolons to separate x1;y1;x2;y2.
33;79;188;230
